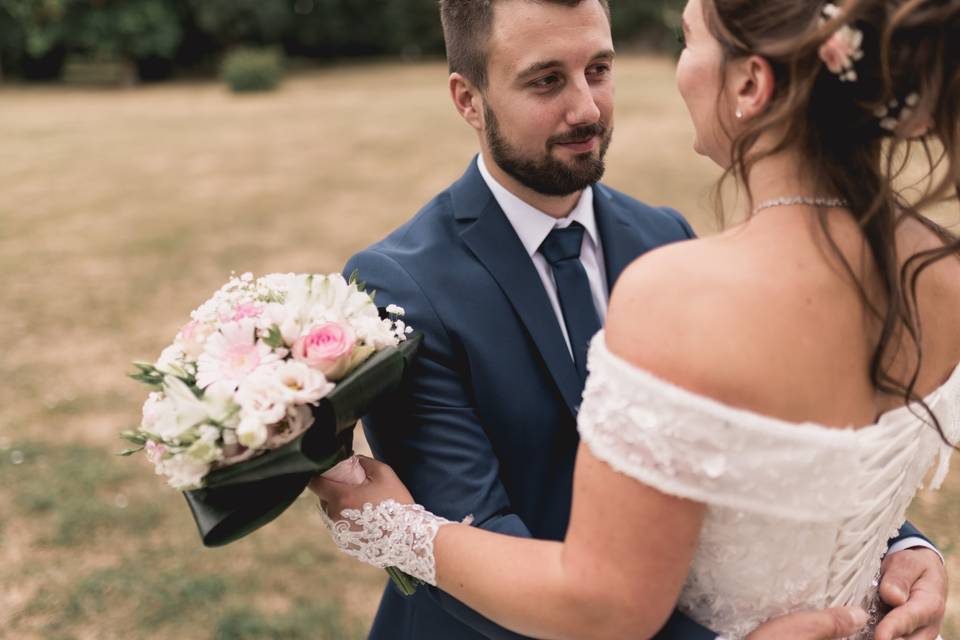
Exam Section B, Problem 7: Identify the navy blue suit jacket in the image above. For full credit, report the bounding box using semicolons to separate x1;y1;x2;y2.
345;158;933;640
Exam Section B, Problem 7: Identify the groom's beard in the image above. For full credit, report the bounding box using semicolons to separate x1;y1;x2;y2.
484;103;612;197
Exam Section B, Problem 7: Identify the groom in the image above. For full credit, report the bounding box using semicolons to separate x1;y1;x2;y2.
343;1;947;638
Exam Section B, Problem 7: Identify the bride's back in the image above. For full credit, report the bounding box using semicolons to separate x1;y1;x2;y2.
599;206;960;640
660;207;960;431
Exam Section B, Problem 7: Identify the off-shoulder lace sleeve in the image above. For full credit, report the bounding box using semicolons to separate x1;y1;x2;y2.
578;333;862;522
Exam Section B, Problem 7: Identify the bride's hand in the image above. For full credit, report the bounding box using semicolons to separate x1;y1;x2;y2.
309;455;415;520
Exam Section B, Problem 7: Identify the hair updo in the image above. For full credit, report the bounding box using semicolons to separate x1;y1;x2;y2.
703;0;960;441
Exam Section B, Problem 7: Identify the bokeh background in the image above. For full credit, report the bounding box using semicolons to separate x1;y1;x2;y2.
1;2;956;638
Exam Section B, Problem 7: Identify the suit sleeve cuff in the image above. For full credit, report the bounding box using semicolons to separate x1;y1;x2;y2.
887;537;945;564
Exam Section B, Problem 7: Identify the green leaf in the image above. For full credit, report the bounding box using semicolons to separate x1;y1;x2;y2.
117;446;145;457
120;430;149;445
261;324;285;349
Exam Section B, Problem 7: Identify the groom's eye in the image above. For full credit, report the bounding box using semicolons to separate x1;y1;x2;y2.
531;75;561;90
588;63;611;78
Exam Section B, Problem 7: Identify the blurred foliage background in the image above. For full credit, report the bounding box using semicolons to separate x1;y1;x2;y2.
0;1;957;639
0;0;683;85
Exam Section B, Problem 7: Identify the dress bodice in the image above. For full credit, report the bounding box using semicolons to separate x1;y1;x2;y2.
578;333;958;639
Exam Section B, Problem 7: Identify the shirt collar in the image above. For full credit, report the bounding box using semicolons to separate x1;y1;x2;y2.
477;153;598;258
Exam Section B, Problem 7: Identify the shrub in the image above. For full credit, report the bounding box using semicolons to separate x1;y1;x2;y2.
221;47;283;93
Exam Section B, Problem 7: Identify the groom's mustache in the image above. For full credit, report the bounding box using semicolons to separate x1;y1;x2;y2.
548;122;608;147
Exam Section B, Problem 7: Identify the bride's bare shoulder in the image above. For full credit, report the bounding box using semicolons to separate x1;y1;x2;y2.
605;239;766;389
604;235;834;414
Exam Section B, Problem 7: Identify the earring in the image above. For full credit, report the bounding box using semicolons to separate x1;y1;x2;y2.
735;108;743;120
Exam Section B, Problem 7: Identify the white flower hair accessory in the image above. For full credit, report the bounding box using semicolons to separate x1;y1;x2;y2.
874;93;932;138
818;3;864;82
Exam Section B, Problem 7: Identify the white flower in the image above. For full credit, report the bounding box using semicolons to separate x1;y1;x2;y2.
312;274;351;314
156;344;189;377
186;438;223;465
174;320;214;361
385;304;406;317
260;302;305;346
145;440;167;465
285;404;315;435
341;286;379;320
158;453;210;490
258;272;296;291
236;365;290;425
151;376;209;441
202;384;241;428
236;415;268;449
350;315;401;350
141;392;166;431
196;319;280;391
273;360;334;404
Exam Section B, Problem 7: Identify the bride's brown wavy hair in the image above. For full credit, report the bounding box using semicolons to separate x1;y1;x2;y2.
702;0;960;442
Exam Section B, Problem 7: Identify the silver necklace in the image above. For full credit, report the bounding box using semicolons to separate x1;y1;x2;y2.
752;196;849;216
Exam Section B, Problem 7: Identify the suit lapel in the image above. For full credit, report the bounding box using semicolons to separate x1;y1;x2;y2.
593;184;646;293
452;160;583;416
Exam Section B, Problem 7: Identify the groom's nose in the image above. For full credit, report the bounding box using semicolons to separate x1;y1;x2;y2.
563;78;603;128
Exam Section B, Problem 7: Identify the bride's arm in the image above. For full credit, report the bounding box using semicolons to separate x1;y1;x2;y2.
319;441;705;640
431;444;706;639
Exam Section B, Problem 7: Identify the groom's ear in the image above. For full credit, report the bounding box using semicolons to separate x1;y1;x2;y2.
449;73;485;132
732;55;775;120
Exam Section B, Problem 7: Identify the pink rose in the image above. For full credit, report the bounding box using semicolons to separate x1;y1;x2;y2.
292;322;356;381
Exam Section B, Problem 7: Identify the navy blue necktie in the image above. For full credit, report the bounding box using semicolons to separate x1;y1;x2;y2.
539;222;602;382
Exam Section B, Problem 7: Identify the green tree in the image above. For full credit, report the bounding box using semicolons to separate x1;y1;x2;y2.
188;0;293;47
69;0;182;62
0;0;69;78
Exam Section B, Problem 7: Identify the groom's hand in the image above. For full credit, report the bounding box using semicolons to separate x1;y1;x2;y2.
745;607;868;639
874;547;947;640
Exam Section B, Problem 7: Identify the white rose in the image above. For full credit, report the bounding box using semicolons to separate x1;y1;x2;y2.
273;360;334;404
236;366;289;425
236;416;268;449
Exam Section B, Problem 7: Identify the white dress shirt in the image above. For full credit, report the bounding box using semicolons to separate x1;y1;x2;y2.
478;154;608;359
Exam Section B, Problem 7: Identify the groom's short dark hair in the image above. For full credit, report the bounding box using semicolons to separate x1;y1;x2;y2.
439;0;611;90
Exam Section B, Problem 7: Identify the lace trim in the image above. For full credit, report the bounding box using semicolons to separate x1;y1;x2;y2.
320;499;454;586
578;335;862;521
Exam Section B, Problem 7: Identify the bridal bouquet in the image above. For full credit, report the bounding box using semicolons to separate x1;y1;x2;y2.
121;272;422;592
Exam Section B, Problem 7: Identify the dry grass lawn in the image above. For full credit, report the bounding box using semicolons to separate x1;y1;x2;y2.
0;55;957;638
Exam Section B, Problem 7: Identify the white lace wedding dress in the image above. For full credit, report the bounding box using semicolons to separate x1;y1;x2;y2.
578;332;958;640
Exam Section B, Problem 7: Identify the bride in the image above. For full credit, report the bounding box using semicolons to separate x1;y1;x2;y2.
311;0;959;638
